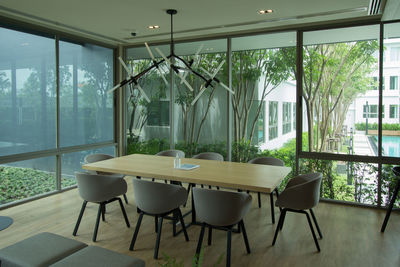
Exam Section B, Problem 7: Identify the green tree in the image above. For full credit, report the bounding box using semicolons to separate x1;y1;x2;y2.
230;48;294;161
0;71;10;95
301;41;378;152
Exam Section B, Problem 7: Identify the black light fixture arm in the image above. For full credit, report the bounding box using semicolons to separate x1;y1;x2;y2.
112;8;233;101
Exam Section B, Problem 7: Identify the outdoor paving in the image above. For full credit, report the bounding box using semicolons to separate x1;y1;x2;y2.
353;131;375;156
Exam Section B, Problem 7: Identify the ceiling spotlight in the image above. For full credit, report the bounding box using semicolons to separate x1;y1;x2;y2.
258;9;273;14
148;25;160;29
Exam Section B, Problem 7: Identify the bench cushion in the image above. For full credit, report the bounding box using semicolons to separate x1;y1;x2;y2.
50;246;145;267
0;232;87;267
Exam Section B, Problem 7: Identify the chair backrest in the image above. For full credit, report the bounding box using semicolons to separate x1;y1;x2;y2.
276;172;322;210
75;172;127;203
132;178;187;214
83;154;118;176
192;188;252;227
156;150;185;158
84;154;114;164
248;157;284;166
192;152;224;161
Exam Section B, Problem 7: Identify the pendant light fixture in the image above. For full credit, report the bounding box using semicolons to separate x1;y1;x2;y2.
110;9;233;105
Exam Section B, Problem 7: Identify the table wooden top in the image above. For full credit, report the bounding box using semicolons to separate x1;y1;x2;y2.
82;154;292;193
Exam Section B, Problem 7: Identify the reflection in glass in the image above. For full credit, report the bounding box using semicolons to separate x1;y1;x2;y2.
0;28;56;156
59;41;114;147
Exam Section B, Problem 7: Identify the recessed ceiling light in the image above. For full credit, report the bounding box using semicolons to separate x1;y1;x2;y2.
258;9;273;14
148;25;160;29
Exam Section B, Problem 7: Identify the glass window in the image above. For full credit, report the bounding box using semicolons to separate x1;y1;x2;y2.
0;27;56;156
300;159;378;205
372;77;378;90
174;40;228;158
124;55;170;154
231;32;297;162
382;165;400;209
269;101;278;140
61;146;115;188
363;104;378;118
293;102;296;130
303;25;379;155
0;157;56;205
389;105;398;119
390;76;398;90
390;47;400;62
282;102;292;135
147;100;169;126
257;102;265;143
59;41;114;147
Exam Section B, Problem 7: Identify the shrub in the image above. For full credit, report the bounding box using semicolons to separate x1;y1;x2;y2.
0;166;76;205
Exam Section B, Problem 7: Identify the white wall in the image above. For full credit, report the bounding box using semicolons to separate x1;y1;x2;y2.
345;40;400;128
258;80;297;150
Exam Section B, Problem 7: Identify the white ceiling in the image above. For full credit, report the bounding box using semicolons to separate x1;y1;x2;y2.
0;0;389;46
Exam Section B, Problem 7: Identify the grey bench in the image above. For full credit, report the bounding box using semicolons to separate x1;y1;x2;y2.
0;232;145;267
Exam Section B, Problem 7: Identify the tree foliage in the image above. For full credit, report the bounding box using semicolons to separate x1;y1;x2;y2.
301;41;378;152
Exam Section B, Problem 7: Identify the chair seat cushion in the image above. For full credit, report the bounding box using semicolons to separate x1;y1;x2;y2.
0;232;87;267
50;246;145;267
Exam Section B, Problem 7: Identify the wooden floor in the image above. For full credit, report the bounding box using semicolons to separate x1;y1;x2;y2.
0;177;399;267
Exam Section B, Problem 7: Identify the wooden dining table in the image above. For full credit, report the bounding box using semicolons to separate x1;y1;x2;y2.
82;153;292;225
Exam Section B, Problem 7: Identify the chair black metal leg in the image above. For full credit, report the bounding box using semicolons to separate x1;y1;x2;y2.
226;229;232;267
240;220;251;254
270;193;275;224
310;209;322;238
154;216;164;259
274;188;282;212
93;203;103;242
101;204;106;221
208;226;212;245
155;216;158;233
279;209;287;231
381;178;400;232
177;209;189;241
118;198;130;228
217;186;220;190
129;212;144;251
196;223;206;256
258;192;262;208
305;211;320;252
209;185;212;189
272;209;286;245
73;200;87;236
172;210;177;236
184;183;192;207
123;193;129;204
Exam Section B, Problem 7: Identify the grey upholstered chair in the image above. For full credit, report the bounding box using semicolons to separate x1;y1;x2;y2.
156;149;185;158
130;178;189;259
193;152;224;161
272;172;323;252
248;157;285;223
84;153;128;204
192;152;224;190
73;172;130;242
193;188;252;267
